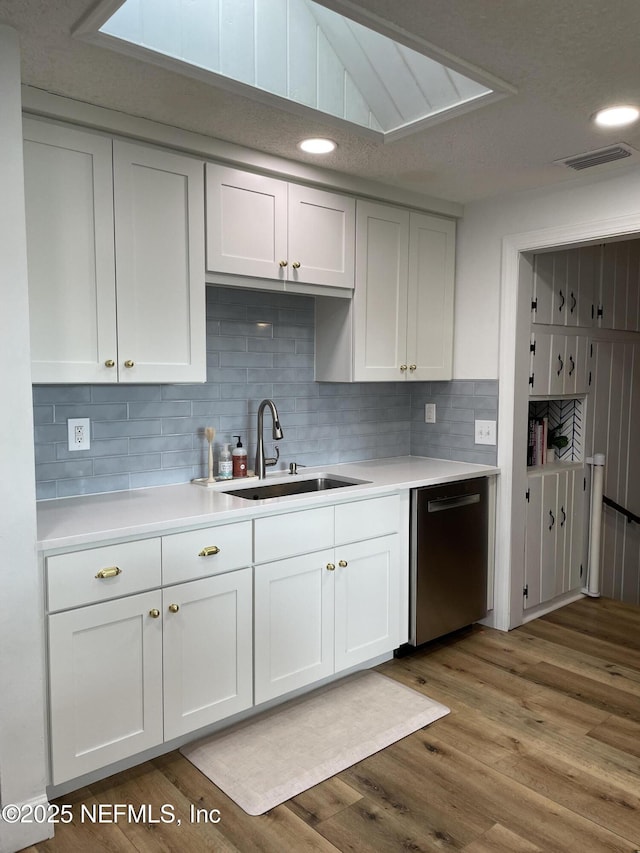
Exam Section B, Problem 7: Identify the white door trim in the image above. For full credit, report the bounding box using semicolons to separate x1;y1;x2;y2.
496;213;640;631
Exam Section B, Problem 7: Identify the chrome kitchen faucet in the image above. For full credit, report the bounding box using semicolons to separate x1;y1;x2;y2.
255;399;283;479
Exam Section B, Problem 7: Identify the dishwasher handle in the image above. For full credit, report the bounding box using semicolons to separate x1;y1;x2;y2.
427;493;481;513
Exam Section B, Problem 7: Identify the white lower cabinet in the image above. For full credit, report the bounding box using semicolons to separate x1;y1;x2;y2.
48;590;164;785
162;570;253;740
254;534;399;704
254;549;335;703
524;469;586;609
46;494;404;785
48;568;253;784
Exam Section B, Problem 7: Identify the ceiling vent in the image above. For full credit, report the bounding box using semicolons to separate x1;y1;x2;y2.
555;143;638;171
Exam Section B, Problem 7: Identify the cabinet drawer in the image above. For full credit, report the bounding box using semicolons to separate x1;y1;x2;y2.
254;506;334;563
162;521;252;585
335;495;400;544
47;538;161;613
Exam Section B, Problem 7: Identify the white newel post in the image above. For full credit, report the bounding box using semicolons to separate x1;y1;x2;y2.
585;453;606;598
0;24;52;853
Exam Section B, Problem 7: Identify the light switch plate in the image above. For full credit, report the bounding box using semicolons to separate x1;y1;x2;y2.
424;403;436;424
475;419;496;445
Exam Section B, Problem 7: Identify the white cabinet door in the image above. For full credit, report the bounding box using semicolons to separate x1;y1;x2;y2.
540;473;559;603
254;549;334;704
533;247;596;328
530;331;591;396
163;569;253;739
524;476;543;609
205;165;287;280
406;212;455;380
353;201;410;381
334;535;399;672
568;469;586;592
287;184;355;289
113;141;205;382
529;331;552;395
23;119;118;383
48;591;163;784
206;165;354;289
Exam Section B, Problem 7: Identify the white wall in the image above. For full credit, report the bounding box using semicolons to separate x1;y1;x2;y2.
454;165;640;379
0;24;51;853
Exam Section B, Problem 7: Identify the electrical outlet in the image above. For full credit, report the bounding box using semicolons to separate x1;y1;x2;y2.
68;417;90;451
475;419;496;445
424;403;436;424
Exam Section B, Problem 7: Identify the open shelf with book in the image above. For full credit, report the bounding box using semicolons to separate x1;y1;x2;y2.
526;397;584;469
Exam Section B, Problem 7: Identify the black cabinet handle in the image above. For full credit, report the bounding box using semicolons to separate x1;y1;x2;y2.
558;290;566;311
549;509;555;530
568;355;575;376
561;506;566;527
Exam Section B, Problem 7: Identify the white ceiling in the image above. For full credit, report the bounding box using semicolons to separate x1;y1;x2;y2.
4;0;640;204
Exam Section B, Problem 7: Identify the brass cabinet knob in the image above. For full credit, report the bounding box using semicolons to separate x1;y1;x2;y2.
124;360;135;368
279;260;288;267
409;364;417;371
149;609;160;619
198;546;220;557
104;359;115;368
326;563;336;571
95;566;121;579
400;364;408;372
168;603;180;613
292;261;301;269
338;560;348;568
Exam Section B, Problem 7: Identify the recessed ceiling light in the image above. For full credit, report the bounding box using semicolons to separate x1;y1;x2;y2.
298;138;337;154
593;105;640;128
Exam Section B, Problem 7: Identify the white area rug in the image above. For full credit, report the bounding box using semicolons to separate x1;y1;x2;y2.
181;670;449;815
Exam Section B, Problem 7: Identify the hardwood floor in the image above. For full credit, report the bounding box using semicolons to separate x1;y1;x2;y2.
26;598;640;852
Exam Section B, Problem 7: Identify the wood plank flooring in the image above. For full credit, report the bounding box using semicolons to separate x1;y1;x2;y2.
26;598;640;852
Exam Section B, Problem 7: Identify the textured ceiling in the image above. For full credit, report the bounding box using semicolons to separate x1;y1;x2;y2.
3;0;640;204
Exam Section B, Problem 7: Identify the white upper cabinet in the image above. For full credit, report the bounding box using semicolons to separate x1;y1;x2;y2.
24;120;118;384
112;141;206;383
532;246;598;328
205;164;355;291
23;119;206;383
315;200;455;382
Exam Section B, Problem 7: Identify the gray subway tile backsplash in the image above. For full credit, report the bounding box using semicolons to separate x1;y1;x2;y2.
32;286;499;499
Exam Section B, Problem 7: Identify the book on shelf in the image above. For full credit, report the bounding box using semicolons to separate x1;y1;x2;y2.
527;416;548;467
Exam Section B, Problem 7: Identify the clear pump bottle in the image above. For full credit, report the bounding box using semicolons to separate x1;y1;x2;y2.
218;444;233;480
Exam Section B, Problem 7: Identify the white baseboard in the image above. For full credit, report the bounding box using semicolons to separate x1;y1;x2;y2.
0;794;52;853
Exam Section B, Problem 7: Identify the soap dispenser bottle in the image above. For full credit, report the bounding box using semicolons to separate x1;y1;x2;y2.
232;435;247;478
218;444;233;480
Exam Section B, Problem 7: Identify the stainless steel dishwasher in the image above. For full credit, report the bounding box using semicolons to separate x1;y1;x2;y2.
410;477;488;645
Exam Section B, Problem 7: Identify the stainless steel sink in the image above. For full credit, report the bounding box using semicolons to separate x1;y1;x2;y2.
223;476;369;500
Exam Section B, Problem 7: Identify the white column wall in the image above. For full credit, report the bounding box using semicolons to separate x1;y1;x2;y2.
0;24;51;853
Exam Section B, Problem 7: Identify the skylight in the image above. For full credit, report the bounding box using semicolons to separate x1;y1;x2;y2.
77;0;510;142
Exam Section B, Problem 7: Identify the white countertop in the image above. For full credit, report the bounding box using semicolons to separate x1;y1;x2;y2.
36;456;499;552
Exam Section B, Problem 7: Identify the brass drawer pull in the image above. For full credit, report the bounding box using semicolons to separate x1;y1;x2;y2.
400;364;408;372
292;261;301;269
95;566;122;579
326;563;336;571
198;546;220;557
168;603;180;613
338;560;348;568
279;260;288;267
149;609;160;619
409;364;417;372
